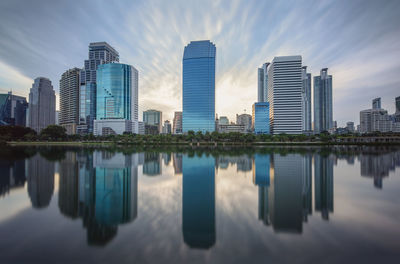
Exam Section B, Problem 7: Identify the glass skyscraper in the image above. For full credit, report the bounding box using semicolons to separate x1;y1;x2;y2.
182;40;216;133
252;102;270;134
79;42;119;134
302;66;312;132
314;68;333;133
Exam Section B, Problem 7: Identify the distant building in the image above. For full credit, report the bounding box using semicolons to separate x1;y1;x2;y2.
28;77;56;133
346;122;355;133
93;63;139;136
145;124;159;135
218;124;246;133
0;92;28;126
143;109;162;133
182;40;216;133
59;68;80;134
252;102;270;134
394;96;400;122
138;121;145;135
268;56;303;134
258;63;270;103
219;116;229;125
79;42;119;134
302;66;312;132
55;111;59;125
173;111;182;134
162;120;172;134
314;68;333;133
236;113;252;132
372;97;381;109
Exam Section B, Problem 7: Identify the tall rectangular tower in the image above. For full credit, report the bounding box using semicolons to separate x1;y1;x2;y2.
302;66;312;132
182;40;216;133
79;42;119;134
257;63;270;103
267;56;303;135
60;68;80;134
314;68;333;133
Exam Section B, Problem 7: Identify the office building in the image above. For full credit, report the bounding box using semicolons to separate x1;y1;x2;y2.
173;111;182;134
219;116;229;125
0;92;28;126
372;97;381;109
258;63;270;103
314;68;333;133
252;102;270;134
394;96;400;122
79;42;119;134
268;56;303;134
59;68;80;134
143;109;162;133
218;124;246;133
162;120;172;134
93;63;139;135
302;66;312;132
236;113;252;132
346;121;355;133
182;40;216;133
28;77;56;133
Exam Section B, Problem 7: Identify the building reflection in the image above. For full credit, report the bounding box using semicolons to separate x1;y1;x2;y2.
314;155;334;220
182;154;215;249
360;150;400;189
253;153;313;233
58;151;138;246
217;155;252;172
143;152;161;176
0;159;26;198
27;154;55;209
172;153;183;175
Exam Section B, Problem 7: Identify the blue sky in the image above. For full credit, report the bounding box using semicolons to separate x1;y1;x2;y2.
0;0;399;126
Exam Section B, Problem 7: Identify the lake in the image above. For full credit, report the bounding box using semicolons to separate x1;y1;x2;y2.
0;146;399;263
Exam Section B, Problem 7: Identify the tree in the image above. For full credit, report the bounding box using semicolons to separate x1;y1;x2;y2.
40;125;67;140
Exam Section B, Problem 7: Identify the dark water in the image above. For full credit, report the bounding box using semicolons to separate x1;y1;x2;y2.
0;146;400;263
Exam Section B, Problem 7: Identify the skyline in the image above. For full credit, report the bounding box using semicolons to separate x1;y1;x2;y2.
1;0;400;125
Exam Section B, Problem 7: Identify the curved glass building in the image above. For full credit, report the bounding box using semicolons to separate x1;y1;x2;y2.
182;40;216;133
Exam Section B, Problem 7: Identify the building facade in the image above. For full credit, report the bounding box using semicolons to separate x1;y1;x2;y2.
28;77;56;133
162;120;172;134
143;109;162;133
314;68;333;133
346;121;355;133
173;111;182;134
268;56;303;134
372;97;381;109
236;113;252;132
182;40;216;133
258;63;270;103
360;98;399;133
60;68;80;134
94;63;139;135
219;116;229;125
302;66;312;132
0;92;28;126
252;102;270;134
79;42;119;134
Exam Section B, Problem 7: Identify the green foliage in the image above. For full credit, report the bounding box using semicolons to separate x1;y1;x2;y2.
40;125;67;140
0;126;37;141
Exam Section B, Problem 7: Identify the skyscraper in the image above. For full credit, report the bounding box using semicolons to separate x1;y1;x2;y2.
394;96;400;122
314;68;333;133
172;111;182;134
182;40;216;133
28;77;56;133
252;102;270;134
143;109;162;133
258;63;270;103
268;56;303;134
236;113;252;132
79;42;119;134
0;92;28;126
302;66;312;132
162;120;172;134
60;68;80;134
372;97;381;109
94;63;138;135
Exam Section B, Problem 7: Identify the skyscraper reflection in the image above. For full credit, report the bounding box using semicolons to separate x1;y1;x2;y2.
143;152;162;176
57;150;138;246
0;159;26;198
314;154;334;220
253;153;313;233
182;154;216;249
172;153;183;175
27;154;55;209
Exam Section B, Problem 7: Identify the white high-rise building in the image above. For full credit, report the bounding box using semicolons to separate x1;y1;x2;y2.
267;56;303;134
28;77;56;133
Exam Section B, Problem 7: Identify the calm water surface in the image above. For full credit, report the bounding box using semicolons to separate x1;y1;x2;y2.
0;146;400;263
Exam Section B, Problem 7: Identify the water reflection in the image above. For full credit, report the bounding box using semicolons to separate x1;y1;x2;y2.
182;154;216;249
314;154;334;220
143;152;162;176
0;159;26;197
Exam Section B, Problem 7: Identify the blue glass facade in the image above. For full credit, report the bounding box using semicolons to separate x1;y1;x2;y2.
252;102;270;134
182;40;216;133
96;63;135;120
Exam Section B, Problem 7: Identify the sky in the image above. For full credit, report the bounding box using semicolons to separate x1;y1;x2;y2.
0;0;400;126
